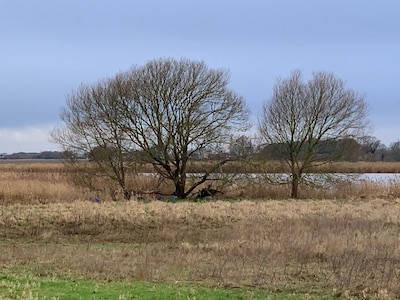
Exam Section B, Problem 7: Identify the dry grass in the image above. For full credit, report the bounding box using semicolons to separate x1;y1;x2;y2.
0;162;175;204
1;199;400;298
2;162;400;298
222;174;400;201
0;163;86;205
320;161;400;174
0;161;400;204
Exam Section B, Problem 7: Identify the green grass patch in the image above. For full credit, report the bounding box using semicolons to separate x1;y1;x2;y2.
0;273;339;300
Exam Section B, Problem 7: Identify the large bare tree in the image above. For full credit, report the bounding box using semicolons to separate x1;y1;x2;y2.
119;58;249;198
258;70;369;198
52;58;249;199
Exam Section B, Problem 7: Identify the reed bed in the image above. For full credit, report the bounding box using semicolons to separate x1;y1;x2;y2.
1;161;400;204
2;161;400;298
322;161;400;174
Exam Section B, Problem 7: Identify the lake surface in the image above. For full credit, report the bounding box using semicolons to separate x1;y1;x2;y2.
358;173;400;182
250;173;400;186
140;172;400;184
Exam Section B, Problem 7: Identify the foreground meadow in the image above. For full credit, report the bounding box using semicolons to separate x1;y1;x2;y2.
1;161;400;299
2;199;400;299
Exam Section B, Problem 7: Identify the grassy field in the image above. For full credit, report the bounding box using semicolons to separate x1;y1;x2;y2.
1;162;400;299
0;274;338;300
2;199;400;298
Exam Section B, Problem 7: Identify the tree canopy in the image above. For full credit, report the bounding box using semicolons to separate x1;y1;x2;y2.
258;70;369;198
52;58;249;199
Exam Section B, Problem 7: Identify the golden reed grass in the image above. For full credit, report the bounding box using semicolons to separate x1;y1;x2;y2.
1;199;400;298
1;161;400;298
0;161;400;203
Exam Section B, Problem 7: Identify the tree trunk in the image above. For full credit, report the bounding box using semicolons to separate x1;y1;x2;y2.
173;171;186;199
117;178;130;200
174;181;186;199
291;173;299;198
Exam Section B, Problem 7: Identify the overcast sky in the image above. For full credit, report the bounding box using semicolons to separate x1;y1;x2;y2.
0;0;399;153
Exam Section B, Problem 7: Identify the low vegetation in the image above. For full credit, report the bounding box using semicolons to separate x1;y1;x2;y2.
1;161;400;203
2;199;400;298
1;161;400;299
0;273;286;300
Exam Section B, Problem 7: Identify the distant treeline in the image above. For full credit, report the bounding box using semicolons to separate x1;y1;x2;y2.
0;151;64;160
1;136;399;162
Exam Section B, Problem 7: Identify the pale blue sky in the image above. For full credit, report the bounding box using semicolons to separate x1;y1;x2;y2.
0;0;399;153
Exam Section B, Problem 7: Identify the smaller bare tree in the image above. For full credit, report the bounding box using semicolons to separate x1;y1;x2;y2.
360;135;381;161
229;135;254;159
50;76;135;199
258;70;369;198
389;141;400;161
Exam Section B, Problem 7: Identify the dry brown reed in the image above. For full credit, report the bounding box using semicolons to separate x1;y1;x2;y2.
1;199;400;298
221;174;400;201
2;162;400;298
320;161;400;174
1;161;400;204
